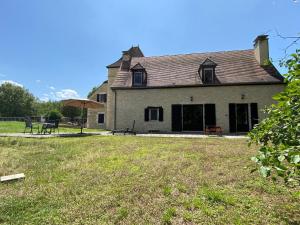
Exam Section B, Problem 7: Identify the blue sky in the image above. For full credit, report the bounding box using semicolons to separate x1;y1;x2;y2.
0;0;299;101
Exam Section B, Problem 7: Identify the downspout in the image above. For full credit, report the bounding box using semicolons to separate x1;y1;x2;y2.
114;90;117;130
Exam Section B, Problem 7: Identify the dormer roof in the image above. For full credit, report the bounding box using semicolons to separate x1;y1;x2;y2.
200;58;217;67
130;63;145;70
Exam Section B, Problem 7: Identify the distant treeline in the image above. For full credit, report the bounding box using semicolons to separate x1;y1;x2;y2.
0;82;83;119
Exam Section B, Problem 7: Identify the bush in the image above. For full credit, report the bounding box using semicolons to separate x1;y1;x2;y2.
249;50;300;185
45;110;62;121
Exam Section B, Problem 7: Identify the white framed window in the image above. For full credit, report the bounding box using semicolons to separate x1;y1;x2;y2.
203;68;214;84
97;113;105;124
149;108;159;121
133;71;143;86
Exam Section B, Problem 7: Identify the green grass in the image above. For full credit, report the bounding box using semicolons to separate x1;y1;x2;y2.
0;121;103;133
0;136;299;224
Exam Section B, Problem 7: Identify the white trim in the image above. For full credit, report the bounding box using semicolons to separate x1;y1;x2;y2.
97;112;105;124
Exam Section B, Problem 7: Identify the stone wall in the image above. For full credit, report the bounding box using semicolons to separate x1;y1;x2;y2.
113;84;285;133
86;82;107;129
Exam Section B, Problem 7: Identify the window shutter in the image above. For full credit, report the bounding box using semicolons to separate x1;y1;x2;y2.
159;107;163;121
229;103;236;133
143;73;147;85
96;94;100;102
104;94;107;103
144;108;149;121
204;104;216;127
250;103;258;129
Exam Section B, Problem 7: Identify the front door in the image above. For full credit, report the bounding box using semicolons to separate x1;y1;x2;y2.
182;105;203;131
229;103;249;132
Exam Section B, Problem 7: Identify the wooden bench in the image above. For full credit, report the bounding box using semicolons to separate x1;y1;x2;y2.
205;126;223;135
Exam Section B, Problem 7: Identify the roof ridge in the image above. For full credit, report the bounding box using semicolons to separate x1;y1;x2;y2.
132;49;254;59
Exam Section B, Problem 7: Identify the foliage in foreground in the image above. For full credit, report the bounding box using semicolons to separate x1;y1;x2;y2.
249;50;300;184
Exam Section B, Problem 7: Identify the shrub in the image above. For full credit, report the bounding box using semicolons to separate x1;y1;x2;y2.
249;50;300;185
45;110;62;121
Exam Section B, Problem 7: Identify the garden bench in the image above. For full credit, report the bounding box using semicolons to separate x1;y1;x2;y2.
205;126;223;135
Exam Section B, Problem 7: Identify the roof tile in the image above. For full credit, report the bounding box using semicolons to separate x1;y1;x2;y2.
111;49;283;88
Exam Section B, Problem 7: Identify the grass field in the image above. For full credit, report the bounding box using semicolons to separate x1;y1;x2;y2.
0;136;299;224
0;121;103;133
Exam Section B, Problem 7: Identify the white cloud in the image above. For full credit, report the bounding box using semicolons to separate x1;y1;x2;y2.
0;73;6;78
49;86;55;90
40;96;49;102
0;80;23;87
39;88;80;102
36;79;41;83
55;89;80;100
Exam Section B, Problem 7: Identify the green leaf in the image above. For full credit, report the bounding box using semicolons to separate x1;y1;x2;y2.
260;166;271;177
278;155;285;162
251;156;259;163
292;155;300;164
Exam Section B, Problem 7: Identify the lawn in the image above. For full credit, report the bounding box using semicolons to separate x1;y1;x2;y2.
0;121;103;133
0;136;299;224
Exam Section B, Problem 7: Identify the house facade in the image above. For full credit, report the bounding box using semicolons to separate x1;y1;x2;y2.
87;35;285;133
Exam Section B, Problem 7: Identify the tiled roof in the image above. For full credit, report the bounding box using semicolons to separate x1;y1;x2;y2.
111;49;284;88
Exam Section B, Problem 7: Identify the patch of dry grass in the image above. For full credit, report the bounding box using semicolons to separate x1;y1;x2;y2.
0;136;299;224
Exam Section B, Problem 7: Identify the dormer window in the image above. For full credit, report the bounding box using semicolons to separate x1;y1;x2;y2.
131;63;147;87
133;71;144;86
199;58;217;84
203;68;214;84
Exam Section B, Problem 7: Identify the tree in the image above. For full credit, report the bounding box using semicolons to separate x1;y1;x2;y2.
61;106;81;121
0;82;36;117
249;50;300;184
34;100;62;116
87;85;100;98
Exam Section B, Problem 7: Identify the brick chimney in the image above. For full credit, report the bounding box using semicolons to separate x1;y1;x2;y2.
254;35;269;66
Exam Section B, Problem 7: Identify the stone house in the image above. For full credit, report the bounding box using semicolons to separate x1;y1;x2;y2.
87;35;285;133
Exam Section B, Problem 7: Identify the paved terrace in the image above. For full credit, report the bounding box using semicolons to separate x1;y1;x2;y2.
0;132;248;139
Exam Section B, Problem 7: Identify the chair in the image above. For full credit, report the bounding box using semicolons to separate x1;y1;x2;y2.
24;117;40;134
112;120;136;135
